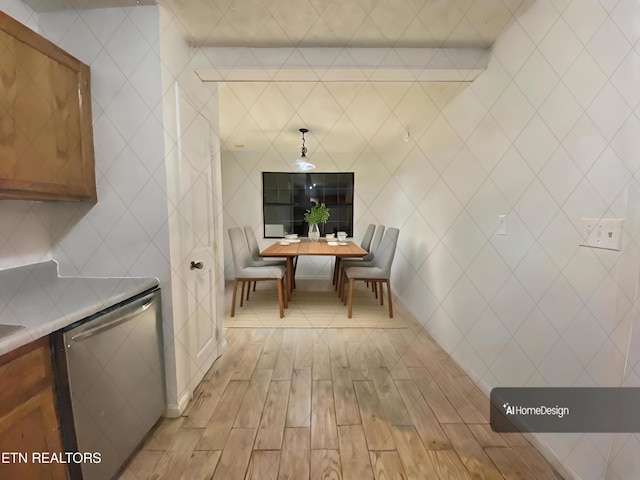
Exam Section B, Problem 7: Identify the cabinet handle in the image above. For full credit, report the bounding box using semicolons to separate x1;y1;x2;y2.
69;293;159;342
190;261;204;270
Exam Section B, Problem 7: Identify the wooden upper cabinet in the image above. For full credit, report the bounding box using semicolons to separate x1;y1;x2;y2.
0;11;97;202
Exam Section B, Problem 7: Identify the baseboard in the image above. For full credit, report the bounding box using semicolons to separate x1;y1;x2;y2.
525;435;578;480
393;295;580;480
447;350;578;480
164;390;192;418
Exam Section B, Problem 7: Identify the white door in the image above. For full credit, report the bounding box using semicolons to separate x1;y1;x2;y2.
178;94;221;392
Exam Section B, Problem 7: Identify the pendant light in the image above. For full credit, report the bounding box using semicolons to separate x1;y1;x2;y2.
294;128;316;171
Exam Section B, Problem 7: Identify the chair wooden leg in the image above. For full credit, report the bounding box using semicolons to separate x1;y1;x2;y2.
386;279;393;318
373;281;378;299
240;281;246;307
246;281;251;301
380;282;384;306
333;257;341;287
253;281;257;292
276;277;284;318
348;278;355;318
231;278;239;317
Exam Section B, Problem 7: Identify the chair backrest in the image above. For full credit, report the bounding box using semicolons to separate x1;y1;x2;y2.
361;225;385;262
370;225;385;254
360;224;376;252
244;225;261;261
229;227;252;273
373;228;399;276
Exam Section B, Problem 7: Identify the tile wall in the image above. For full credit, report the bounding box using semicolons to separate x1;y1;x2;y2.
0;3;178;402
3;0;640;476
36;6;170;285
221;1;640;478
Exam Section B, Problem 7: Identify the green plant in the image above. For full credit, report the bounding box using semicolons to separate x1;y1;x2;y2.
304;203;330;224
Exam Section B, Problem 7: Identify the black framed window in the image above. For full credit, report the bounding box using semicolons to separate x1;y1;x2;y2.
262;172;354;238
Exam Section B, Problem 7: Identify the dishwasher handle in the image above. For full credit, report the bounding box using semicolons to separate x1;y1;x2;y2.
69;291;159;343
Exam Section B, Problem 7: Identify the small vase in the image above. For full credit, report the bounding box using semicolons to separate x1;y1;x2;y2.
309;223;320;242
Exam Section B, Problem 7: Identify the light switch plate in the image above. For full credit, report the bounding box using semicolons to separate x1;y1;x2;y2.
581;218;624;251
497;215;507;235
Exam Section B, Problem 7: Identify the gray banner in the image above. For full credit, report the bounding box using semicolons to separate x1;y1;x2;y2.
490;388;640;433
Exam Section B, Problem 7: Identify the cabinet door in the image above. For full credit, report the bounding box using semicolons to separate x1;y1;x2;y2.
0;386;66;480
0;11;96;202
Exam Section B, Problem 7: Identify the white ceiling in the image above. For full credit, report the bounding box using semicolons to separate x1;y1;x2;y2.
23;0;531;48
20;0;532;156
161;0;530;156
187;0;530;156
219;81;468;155
163;0;531;49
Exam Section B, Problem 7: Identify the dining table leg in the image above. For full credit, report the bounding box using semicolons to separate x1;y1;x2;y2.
286;256;294;301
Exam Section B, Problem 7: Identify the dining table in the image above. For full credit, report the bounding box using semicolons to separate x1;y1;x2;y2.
260;238;369;300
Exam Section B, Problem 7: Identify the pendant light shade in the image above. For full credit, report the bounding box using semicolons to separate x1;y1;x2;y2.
295;128;316;171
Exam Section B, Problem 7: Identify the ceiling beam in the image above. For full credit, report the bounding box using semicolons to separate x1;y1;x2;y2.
192;47;489;83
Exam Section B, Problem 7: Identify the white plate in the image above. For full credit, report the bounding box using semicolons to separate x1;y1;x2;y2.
327;241;338;246
287;239;301;243
338;242;348;246
284;234;298;239
279;241;291;246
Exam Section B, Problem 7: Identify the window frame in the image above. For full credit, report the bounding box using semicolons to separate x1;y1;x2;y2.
262;172;354;238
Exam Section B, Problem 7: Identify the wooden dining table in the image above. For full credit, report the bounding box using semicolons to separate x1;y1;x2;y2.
260;239;368;300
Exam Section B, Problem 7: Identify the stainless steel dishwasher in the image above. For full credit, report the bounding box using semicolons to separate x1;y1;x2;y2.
60;288;165;480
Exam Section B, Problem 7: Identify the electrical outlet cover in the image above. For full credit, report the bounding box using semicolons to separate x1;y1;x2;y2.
581;218;624;251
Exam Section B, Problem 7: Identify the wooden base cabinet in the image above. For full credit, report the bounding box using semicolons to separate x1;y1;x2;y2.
0;338;66;480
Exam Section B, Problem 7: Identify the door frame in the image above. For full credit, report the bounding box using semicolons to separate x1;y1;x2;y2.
166;84;225;415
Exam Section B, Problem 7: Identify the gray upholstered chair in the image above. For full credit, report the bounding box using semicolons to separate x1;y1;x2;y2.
244;225;286;298
229;227;287;317
244;225;286;267
333;223;375;287
338;225;385;298
360;223;376;252
343;227;399;318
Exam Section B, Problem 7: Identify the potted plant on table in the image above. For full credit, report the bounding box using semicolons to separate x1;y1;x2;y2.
304;203;330;242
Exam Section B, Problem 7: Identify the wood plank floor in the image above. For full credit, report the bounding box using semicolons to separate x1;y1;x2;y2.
120;282;563;480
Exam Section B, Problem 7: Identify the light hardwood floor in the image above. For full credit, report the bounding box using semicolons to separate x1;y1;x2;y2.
119;281;562;480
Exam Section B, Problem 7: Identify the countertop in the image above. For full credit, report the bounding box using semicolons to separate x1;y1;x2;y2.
0;260;159;356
